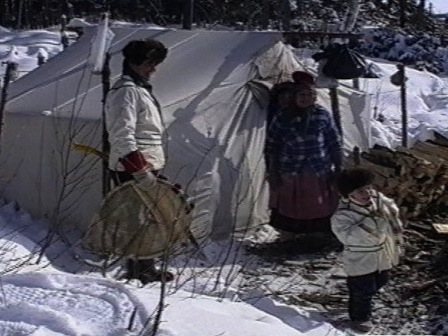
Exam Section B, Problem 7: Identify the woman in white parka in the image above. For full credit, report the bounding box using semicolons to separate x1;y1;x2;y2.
105;39;171;284
331;167;404;334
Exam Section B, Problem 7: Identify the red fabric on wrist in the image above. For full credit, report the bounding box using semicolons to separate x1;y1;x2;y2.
120;150;148;173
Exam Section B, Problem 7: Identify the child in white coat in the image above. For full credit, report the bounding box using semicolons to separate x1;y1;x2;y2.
331;167;403;334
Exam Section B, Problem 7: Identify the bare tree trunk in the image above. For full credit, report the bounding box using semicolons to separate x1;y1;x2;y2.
16;0;24;29
182;0;194;29
260;0;270;29
387;0;393;10
417;0;426;28
23;0;29;29
0;0;7;26
280;0;291;31
43;0;49;27
342;0;359;32
399;0;407;28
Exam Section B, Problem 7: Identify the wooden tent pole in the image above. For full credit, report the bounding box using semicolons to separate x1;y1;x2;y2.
398;63;408;148
101;53;111;196
0;61;17;153
329;87;343;138
353;146;361;165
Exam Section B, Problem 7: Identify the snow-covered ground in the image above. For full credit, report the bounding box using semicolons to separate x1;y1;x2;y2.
2;25;448;336
0;202;343;336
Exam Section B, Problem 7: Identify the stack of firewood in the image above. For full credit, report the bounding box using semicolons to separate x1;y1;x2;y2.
347;133;448;219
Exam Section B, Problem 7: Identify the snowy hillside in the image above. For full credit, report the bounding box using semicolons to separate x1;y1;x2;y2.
0;29;62;81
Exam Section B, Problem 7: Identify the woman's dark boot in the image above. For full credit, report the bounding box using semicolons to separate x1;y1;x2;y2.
126;259;174;284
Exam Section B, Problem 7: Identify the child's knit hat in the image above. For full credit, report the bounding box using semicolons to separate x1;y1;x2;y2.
336;167;375;197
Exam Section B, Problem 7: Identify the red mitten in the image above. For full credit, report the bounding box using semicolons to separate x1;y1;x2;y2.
120;150;157;190
120;150;149;174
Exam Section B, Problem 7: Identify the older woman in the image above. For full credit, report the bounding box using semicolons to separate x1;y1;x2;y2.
265;73;342;234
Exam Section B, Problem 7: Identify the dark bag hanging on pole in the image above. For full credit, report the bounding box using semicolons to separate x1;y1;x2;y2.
320;44;367;80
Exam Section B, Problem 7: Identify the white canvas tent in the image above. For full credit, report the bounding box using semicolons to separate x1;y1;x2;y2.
2;27;371;243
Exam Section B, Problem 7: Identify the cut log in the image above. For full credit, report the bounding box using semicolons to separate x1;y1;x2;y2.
413;141;448;161
396;146;447;166
346;139;448;219
430;131;448;148
432;223;448;234
364;146;404;169
407;275;448;292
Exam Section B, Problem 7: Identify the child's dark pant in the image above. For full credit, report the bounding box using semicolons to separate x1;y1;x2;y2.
347;270;389;322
